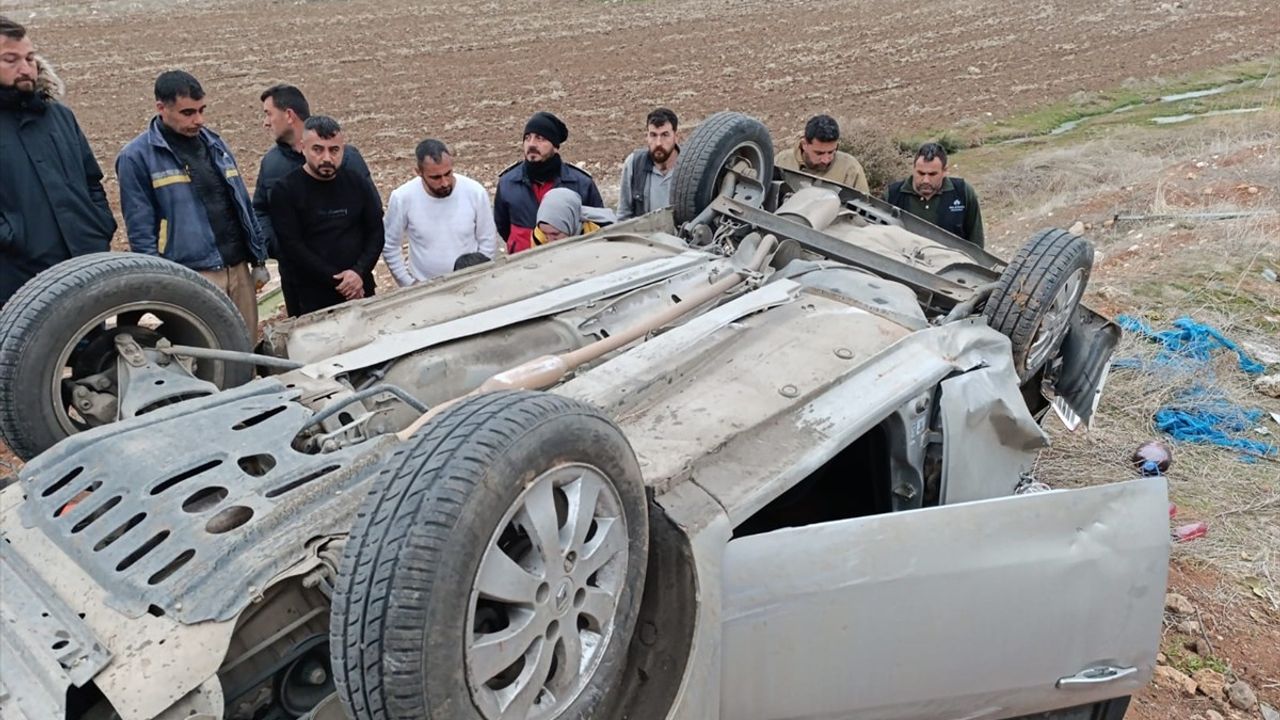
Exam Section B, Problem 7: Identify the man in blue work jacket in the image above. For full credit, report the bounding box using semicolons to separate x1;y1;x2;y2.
117;70;267;333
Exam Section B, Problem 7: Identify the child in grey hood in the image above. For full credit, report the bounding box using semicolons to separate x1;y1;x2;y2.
533;187;614;246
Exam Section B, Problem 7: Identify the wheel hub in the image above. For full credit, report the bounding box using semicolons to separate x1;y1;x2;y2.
466;463;628;720
1027;268;1086;370
553;579;572;615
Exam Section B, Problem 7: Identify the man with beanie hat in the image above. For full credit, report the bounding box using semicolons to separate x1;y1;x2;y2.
494;110;603;254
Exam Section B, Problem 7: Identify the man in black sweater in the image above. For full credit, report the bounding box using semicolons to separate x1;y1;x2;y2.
269;116;382;317
254;84;375;259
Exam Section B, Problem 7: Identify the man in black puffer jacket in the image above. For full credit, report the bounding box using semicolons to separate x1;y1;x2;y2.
0;16;116;308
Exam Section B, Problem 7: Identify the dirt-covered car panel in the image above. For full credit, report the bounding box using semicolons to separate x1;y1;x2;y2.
1;495;237;720
263;228;694;366
11;380;393;624
0;112;1155;720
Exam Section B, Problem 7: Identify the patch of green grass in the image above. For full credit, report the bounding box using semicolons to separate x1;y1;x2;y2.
954;57;1278;147
1164;635;1232;676
889;57;1278;175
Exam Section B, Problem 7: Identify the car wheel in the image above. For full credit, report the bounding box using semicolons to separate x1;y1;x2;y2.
330;390;649;720
984;228;1093;381
670;110;774;226
0;252;253;460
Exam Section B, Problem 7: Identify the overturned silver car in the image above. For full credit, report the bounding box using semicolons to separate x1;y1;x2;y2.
0;112;1167;720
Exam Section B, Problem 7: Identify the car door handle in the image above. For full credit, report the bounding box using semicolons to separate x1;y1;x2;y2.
1056;665;1138;688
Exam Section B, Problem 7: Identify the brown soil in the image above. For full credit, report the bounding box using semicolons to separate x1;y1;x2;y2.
1128;562;1280;720
16;0;1280;212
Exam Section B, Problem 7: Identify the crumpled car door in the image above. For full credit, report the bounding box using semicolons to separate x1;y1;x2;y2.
718;478;1169;720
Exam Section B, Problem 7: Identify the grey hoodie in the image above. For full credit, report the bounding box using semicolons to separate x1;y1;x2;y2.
535;187;583;236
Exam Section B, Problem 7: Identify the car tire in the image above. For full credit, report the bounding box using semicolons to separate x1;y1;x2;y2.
330;390;649;720
670;110;774;226
0;252;253;460
984;228;1093;381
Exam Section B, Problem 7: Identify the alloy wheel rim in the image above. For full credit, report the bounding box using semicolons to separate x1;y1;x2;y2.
1027;268;1086;371
466;463;628;720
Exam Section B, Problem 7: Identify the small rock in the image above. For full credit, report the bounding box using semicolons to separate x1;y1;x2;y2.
1193;668;1227;699
1069;221;1085;235
1185;637;1212;656
1263;267;1278;283
1248;186;1260;194
1195;161;1209;168
1227;680;1258;711
1259;703;1279;720
1154;665;1198;696
1177;619;1203;634
1156;652;1168;665
1166;592;1196;615
1205;710;1224;720
1256;374;1280;399
1186;172;1198;180
1103;218;1115;228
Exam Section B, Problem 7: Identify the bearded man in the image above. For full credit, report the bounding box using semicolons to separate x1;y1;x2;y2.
269;115;383;316
616;107;681;221
382;138;497;286
0;16;116;307
493;111;603;254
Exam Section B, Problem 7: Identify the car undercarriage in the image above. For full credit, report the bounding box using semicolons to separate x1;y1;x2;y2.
0;112;1162;720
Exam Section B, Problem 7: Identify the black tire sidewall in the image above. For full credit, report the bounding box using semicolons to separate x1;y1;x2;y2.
338;392;649;720
671;111;774;226
984;229;1093;380
0;253;251;459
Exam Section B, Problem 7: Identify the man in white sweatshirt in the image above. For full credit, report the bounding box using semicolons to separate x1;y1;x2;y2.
382;139;498;285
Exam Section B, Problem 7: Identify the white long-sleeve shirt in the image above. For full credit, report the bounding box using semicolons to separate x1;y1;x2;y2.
381;173;498;285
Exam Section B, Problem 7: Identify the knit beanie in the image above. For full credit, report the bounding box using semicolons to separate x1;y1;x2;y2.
523;111;568;147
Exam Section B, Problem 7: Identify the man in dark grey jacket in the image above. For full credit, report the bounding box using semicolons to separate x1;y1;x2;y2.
616;107;680;221
0;16;116;307
254;84;374;259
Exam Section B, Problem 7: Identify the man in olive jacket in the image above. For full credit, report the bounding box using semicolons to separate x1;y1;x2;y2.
0;17;116;307
774;114;870;194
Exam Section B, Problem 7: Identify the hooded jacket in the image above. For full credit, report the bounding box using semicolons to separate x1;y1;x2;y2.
494;157;603;254
116;118;266;271
531;187;601;246
0;57;117;306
